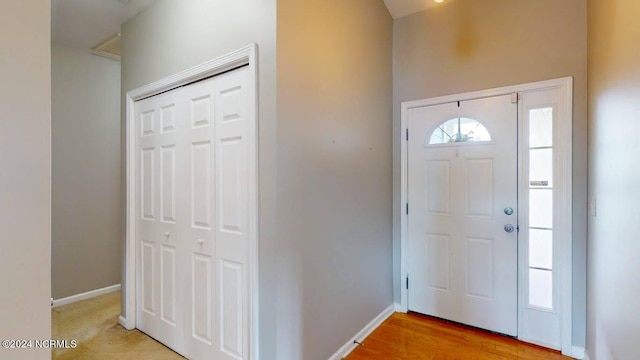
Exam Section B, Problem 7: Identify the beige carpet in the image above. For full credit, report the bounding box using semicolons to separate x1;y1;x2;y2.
52;291;183;360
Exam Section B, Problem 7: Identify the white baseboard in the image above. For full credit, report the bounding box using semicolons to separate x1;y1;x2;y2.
119;315;135;330
570;346;585;359
328;304;395;360
52;284;121;308
582;349;590;360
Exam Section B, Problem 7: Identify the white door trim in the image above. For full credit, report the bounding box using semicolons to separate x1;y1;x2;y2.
122;44;260;360
399;77;573;355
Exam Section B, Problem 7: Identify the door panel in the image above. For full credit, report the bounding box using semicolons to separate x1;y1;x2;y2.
407;94;518;336
425;233;450;290
160;145;177;223
465;159;493;217
191;140;213;230
136;88;186;354
160;244;177;326
182;77;217;359
466;236;493;299
213;68;249;360
141;147;155;221
142;240;155;315
425;160;450;215
191;253;213;344
220;259;243;358
219;138;244;234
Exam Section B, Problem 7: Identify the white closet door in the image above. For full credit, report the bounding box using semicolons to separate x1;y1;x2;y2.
213;67;250;360
136;87;186;355
183;67;250;360
181;74;218;359
136;66;251;360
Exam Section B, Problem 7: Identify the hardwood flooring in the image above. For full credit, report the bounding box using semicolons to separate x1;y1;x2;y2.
54;292;572;359
346;312;573;360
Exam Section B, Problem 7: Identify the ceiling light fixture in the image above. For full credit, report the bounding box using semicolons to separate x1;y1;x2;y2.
435;0;444;3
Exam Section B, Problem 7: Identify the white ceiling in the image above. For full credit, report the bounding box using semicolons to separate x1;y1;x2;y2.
383;0;445;19
51;0;438;50
52;0;156;50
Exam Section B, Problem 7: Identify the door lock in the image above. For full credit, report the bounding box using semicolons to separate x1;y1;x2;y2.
504;207;514;216
504;224;515;233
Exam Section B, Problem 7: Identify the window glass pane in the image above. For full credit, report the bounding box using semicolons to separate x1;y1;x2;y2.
529;189;553;228
529;107;553;147
429;118;491;144
529;148;553;188
529;268;553;309
528;108;554;312
529;229;553;270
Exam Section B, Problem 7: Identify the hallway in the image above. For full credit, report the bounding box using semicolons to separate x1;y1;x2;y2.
52;292;182;360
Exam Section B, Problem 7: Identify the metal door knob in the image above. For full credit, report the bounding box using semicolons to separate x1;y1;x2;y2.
504;224;515;233
504;207;514;216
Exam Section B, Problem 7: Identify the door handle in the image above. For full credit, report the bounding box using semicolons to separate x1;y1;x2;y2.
504;224;515;233
504;207;514;215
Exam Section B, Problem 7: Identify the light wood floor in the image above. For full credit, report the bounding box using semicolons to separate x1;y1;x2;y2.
346;312;573;360
52;291;183;360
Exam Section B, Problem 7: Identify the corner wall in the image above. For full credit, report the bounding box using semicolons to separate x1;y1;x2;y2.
0;2;51;359
51;44;122;299
120;1;277;357
392;0;588;348
587;0;640;358
277;1;393;358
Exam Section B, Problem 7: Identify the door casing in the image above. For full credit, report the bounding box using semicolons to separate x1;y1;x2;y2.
399;77;573;356
122;44;260;360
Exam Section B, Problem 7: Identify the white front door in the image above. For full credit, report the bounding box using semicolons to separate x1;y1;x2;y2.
407;94;518;336
135;66;251;359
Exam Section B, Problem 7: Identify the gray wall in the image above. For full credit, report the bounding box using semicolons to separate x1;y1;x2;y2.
587;0;640;358
51;44;122;299
122;1;393;358
0;2;51;359
276;0;393;358
392;0;588;348
120;0;277;357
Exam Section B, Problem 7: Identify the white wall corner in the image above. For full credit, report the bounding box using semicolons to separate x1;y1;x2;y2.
572;346;586;360
119;315;134;330
394;302;406;313
327;305;395;360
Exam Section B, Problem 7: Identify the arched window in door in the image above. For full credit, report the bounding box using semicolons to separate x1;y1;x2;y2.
428;117;492;144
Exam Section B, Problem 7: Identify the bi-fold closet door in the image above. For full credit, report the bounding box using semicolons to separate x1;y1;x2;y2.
135;66;250;360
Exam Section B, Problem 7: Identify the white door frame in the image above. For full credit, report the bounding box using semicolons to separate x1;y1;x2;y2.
121;44;260;359
399;77;573;356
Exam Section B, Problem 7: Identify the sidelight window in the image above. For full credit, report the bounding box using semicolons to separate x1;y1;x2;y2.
527;107;554;310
